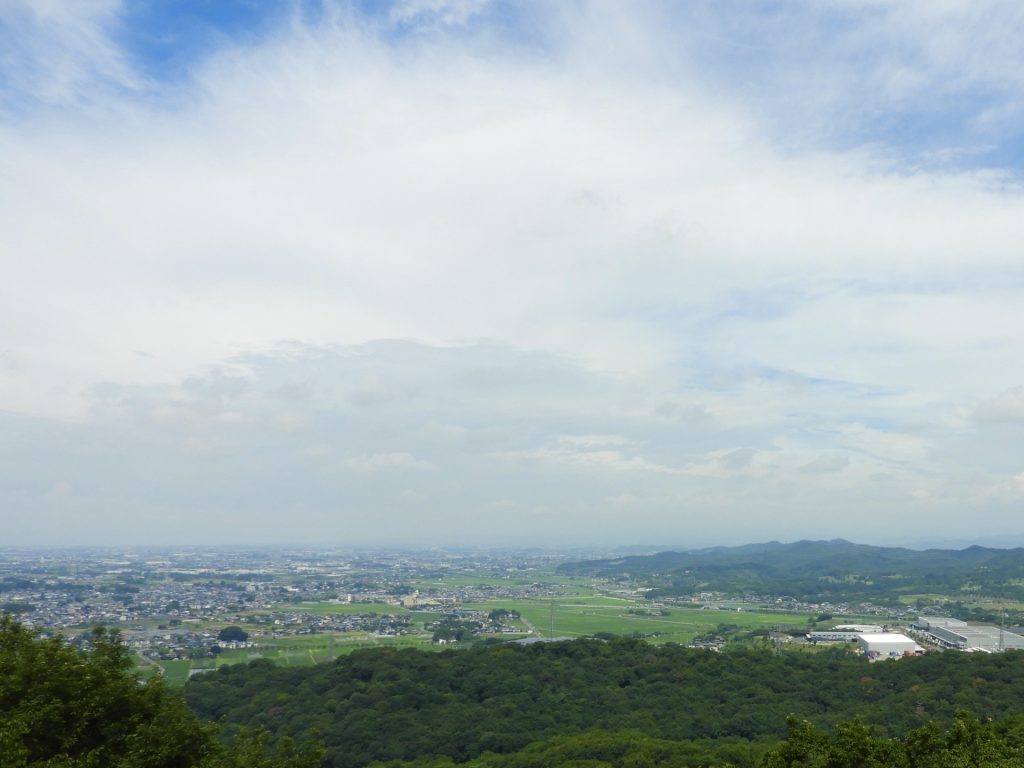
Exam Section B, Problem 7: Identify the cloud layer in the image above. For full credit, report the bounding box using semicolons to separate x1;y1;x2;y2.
2;1;1024;546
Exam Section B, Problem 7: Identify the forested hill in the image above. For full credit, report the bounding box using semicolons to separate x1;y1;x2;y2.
184;638;1024;768
556;539;1024;602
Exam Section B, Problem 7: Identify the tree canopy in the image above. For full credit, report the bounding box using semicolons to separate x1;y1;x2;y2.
761;712;1024;768
217;626;249;643
0;616;321;768
8;615;1024;768
185;636;1024;768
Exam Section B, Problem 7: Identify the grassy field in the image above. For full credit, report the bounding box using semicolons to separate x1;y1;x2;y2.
156;659;194;686
155;632;446;684
145;575;906;686
462;595;815;644
148;600;879;685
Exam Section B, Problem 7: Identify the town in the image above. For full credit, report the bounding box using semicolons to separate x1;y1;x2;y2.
6;544;1023;682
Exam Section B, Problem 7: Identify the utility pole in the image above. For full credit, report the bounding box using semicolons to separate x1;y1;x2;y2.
549;598;555;638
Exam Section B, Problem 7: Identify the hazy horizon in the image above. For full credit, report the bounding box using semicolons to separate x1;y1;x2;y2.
8;534;1024;555
3;1;1024;547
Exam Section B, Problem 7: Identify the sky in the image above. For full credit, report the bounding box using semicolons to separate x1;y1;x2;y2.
2;0;1024;549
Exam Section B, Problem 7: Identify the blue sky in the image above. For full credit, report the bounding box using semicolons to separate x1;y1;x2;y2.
2;1;1024;547
115;1;296;81
28;0;1020;173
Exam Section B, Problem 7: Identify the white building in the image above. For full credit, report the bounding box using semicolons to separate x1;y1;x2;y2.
808;624;886;643
857;632;923;659
913;616;1024;652
808;631;860;642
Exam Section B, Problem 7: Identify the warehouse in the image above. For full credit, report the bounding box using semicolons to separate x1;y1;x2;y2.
833;624;883;633
856;632;923;660
807;630;861;642
914;616;1024;652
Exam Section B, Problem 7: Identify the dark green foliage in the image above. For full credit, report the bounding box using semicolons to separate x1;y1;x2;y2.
0;616;321;768
558;539;1024;603
373;730;764;768
13;611;1018;768
217;627;250;643
185;636;1024;768
762;712;1024;767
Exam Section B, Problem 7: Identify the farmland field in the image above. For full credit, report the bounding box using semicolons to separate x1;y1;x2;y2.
464;596;814;644
155;632;448;685
145;570;906;686
156;659;193;686
148;598;881;685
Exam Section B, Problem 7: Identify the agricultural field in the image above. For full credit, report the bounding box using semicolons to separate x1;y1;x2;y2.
87;549;910;687
152;590;828;684
464;595;815;644
156;660;194;686
155;632;445;684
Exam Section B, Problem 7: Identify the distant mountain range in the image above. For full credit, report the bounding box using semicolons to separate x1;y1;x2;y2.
557;539;1024;605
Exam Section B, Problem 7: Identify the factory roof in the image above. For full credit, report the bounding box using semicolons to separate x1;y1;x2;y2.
857;632;915;643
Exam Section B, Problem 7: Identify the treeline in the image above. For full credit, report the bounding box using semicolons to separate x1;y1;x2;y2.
558;539;1024;603
371;715;1024;768
7;616;1024;768
762;714;1024;768
0;616;322;768
185;637;1024;768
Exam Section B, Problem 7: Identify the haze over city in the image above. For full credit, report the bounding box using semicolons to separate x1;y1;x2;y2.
3;0;1024;547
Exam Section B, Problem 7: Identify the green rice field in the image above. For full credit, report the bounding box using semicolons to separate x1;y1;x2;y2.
464;596;813;644
146;580;902;685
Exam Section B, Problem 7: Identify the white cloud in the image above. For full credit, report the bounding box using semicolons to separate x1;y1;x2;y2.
974;386;1024;423
0;0;138;105
718;447;756;470
338;453;434;472
2;3;1024;545
800;455;850;474
389;0;490;27
984;471;1024;502
684;0;1024;151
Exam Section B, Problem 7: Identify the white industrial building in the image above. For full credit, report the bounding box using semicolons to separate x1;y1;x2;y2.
857;632;923;660
807;624;885;643
913;616;1024;652
808;630;861;642
834;624;883;633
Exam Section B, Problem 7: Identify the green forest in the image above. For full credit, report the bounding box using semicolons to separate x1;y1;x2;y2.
558;539;1024;604
0;616;322;768
186;635;1024;767
6;616;1024;767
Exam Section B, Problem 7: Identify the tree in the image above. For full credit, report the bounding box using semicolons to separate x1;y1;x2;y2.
0;616;321;768
762;712;1024;768
217;626;249;643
